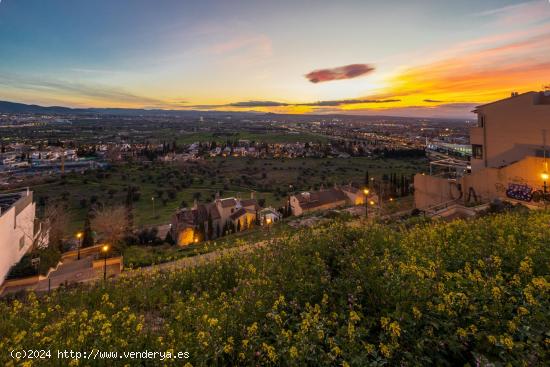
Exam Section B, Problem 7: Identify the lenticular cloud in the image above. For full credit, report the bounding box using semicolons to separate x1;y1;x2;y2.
305;64;375;83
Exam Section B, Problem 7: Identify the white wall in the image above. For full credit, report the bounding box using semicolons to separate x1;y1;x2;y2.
0;199;35;284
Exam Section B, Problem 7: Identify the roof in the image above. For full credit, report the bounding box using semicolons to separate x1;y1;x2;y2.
229;207;247;220
240;198;260;210
0;192;24;213
0;191;32;217
471;91;550;112
174;202;221;227
230;207;257;221
295;188;348;210
220;198;237;208
341;185;362;195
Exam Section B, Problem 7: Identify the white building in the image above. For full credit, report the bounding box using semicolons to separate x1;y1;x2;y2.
0;190;41;284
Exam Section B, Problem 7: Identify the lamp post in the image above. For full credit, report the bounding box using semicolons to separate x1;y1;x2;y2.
363;188;370;218
101;244;110;281
76;232;83;260
266;217;272;233
151;196;156;218
542;171;549;209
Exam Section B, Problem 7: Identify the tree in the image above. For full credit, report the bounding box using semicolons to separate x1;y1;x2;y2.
82;213;94;248
207;213;213;240
125;186;134;235
91;206;128;249
43;204;70;251
165;230;175;245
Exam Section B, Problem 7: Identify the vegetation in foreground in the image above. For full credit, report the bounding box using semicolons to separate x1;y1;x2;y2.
1;211;549;366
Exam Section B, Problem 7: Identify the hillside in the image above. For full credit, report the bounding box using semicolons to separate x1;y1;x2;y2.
1;212;549;366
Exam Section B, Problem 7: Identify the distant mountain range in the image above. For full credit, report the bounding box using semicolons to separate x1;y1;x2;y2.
0;100;468;122
0;100;260;118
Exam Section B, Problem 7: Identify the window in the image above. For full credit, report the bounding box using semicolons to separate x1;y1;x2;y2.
478;115;485;128
472;144;483;159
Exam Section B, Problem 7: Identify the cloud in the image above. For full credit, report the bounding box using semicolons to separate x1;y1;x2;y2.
297;99;399;107
473;1;550;26
0;73;175;108
228;101;289;107
193;98;400;109
305;64;375;83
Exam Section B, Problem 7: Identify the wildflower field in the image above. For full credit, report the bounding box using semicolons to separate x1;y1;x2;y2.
1;211;549;366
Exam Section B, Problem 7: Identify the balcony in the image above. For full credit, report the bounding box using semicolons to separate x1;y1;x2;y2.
469;127;483;145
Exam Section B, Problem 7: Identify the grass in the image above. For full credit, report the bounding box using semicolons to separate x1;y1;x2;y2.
29;156;427;232
123;221;291;268
1;210;548;366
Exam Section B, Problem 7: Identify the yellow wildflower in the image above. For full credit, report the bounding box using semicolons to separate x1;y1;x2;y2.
262;343;277;362
289;346;298;359
379;342;391;358
492;287;502;300
517;306;529;316
389;321;401;338
500;335;514;350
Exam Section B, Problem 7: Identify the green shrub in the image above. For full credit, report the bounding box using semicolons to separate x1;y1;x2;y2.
1;211;548;366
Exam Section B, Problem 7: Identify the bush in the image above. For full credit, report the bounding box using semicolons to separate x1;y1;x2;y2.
1;211;549;366
7;246;61;279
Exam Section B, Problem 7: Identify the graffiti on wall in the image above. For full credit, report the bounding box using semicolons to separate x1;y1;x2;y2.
505;183;533;201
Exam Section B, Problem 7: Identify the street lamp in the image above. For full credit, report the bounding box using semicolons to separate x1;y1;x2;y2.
76;231;83;260
363;188;370;218
542;171;549;209
101;244;110;281
151;196;156;218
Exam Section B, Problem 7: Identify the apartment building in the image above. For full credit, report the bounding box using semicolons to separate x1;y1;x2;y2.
0;190;40;284
470;91;550;172
415;91;550;211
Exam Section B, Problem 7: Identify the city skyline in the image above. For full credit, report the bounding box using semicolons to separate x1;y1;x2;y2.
0;0;549;117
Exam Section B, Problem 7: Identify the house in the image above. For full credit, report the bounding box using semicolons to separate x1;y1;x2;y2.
258;207;282;224
0;190;44;285
415;91;550;212
290;185;366;216
171;193;260;246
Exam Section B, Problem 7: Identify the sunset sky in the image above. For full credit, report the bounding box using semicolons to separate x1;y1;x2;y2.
0;0;549;117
